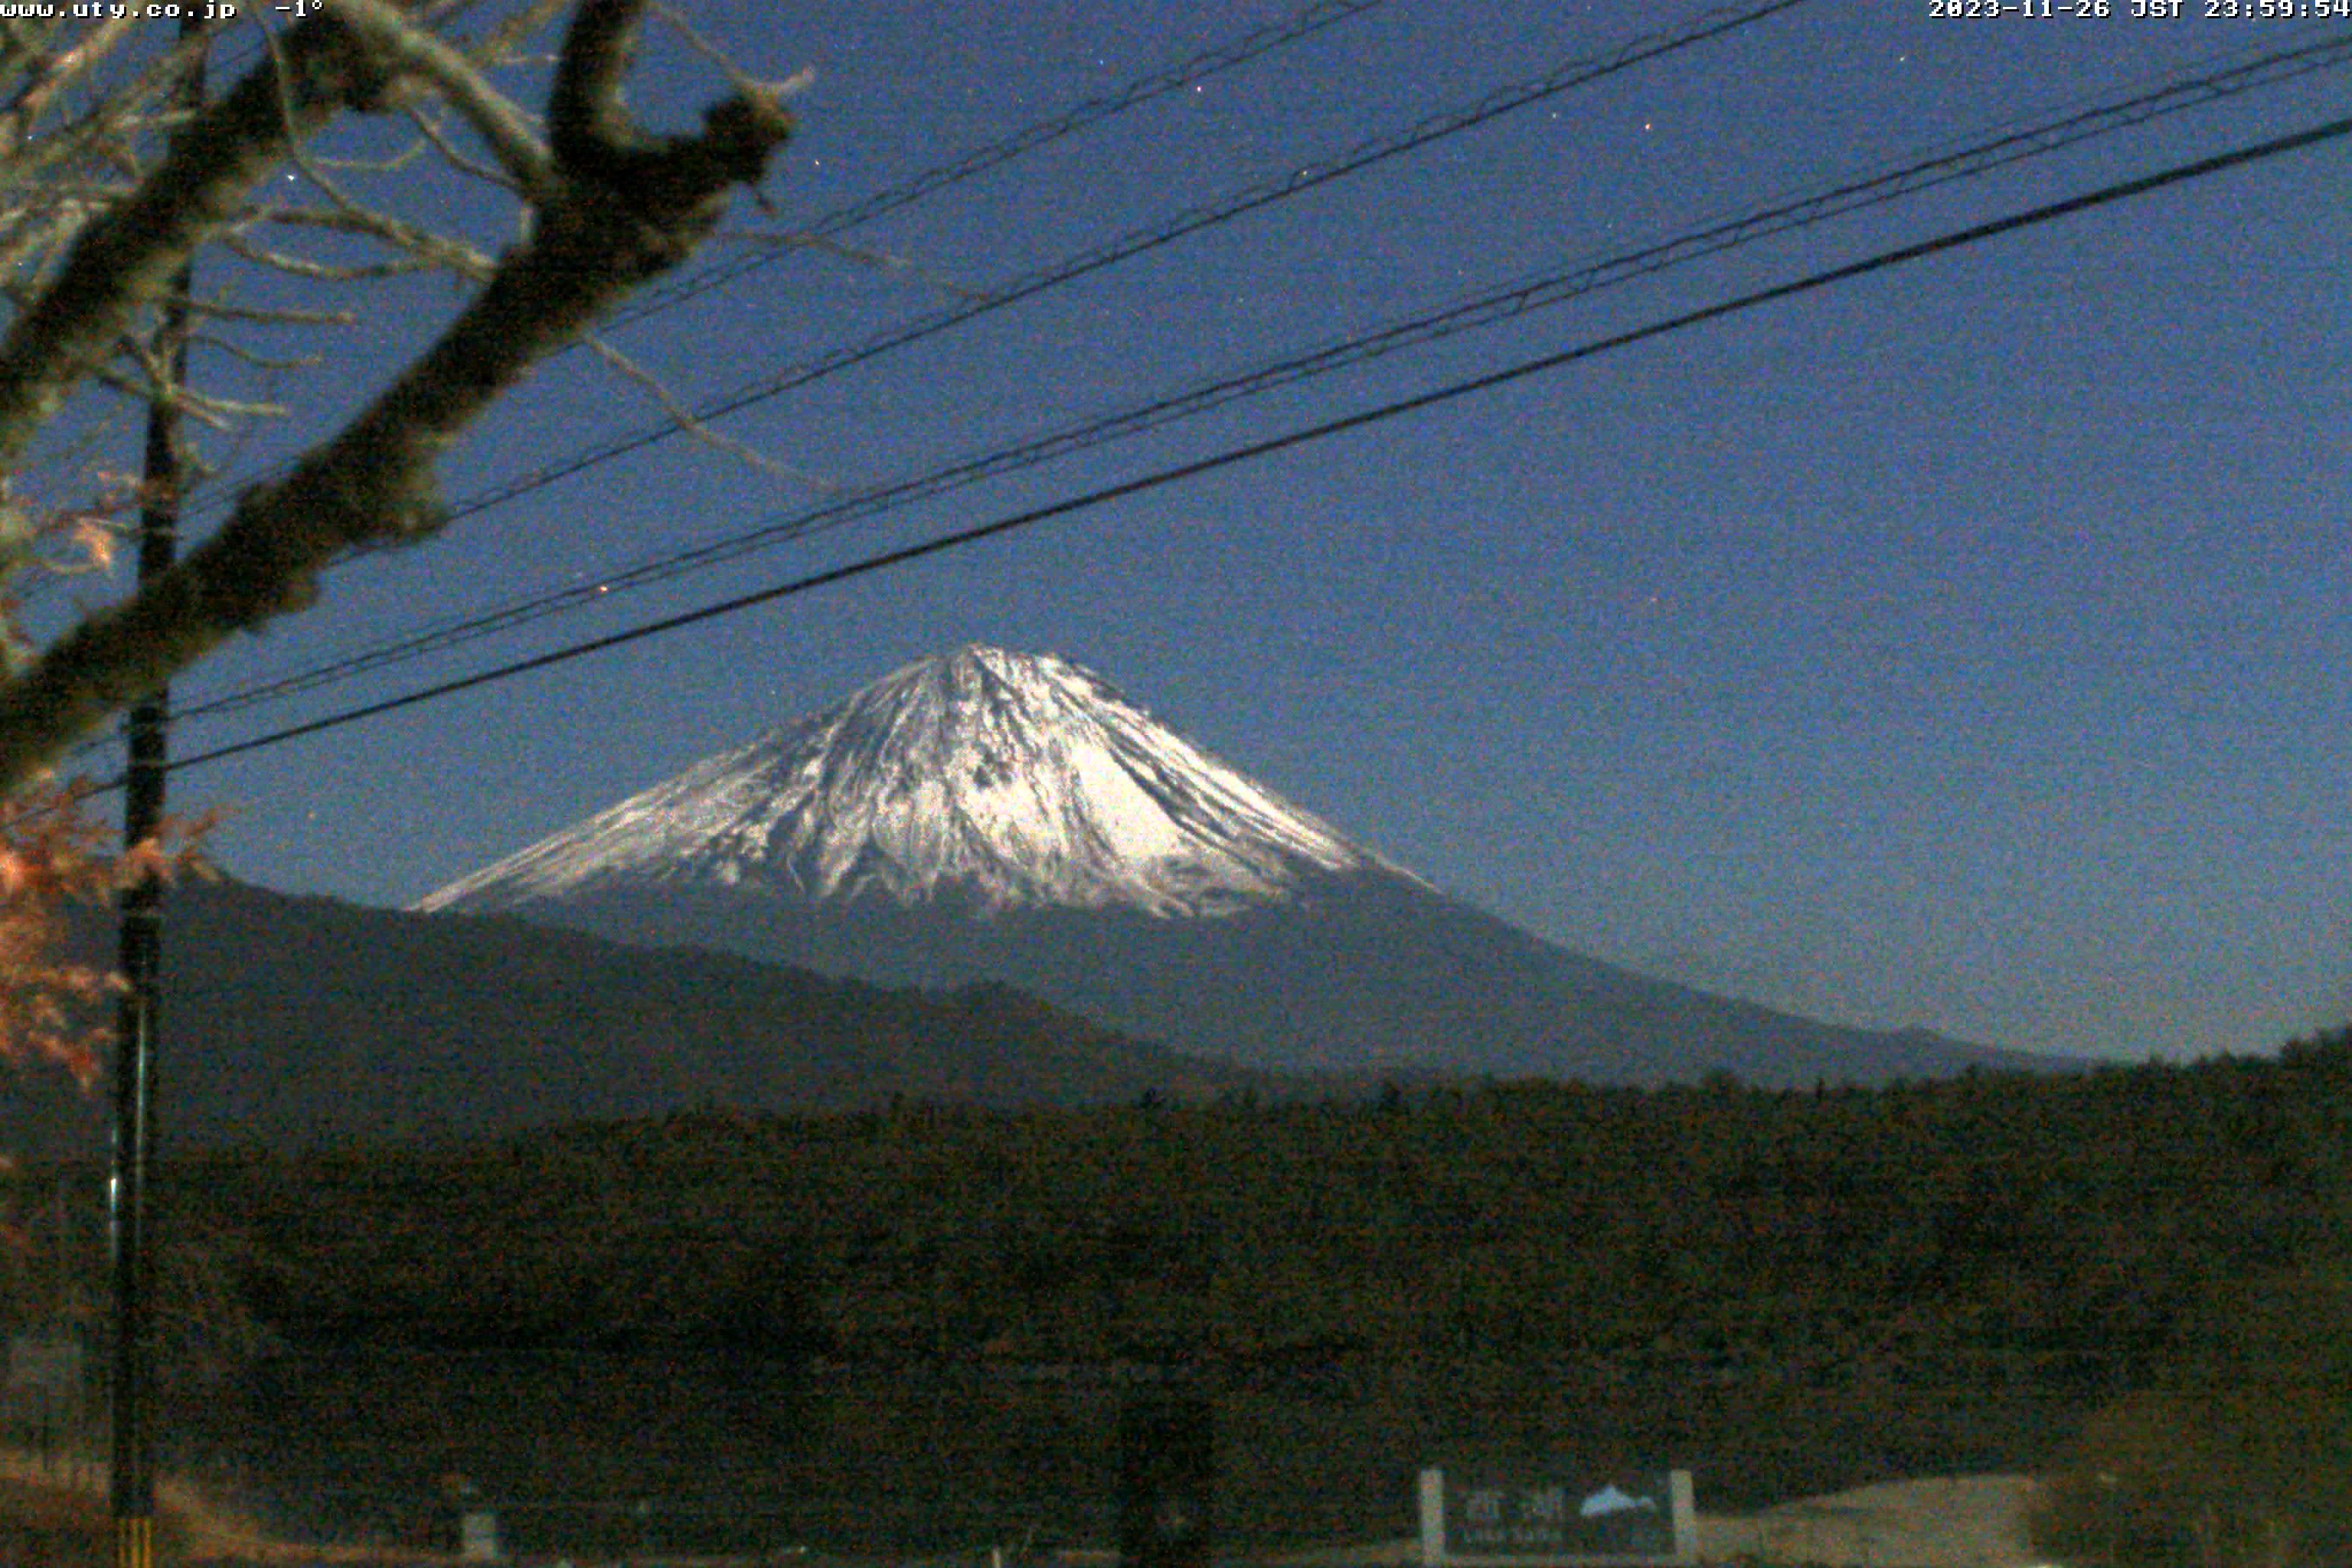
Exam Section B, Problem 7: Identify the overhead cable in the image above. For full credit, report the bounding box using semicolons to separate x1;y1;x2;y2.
606;0;1396;327
415;0;1819;529
162;29;2352;727
175;0;1394;518
135;109;2352;783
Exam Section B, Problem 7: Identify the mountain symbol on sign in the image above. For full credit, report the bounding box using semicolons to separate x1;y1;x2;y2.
1579;1486;1659;1519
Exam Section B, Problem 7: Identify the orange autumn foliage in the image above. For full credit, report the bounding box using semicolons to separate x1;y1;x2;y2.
0;778;215;1088
0;482;214;1089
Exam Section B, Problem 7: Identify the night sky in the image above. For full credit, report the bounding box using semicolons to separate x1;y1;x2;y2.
52;1;2349;1067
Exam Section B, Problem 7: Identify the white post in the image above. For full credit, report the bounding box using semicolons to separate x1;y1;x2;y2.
458;1509;501;1563
1418;1469;1447;1568
1668;1471;1699;1566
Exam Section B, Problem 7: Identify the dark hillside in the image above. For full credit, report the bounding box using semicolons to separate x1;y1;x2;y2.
2;879;1291;1157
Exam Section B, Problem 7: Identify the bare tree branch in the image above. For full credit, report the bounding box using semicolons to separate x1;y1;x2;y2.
331;0;557;199
172;290;361;328
0;0;793;795
0;24;207;201
257;204;499;277
313;132;434;174
187;334;325;375
0;17;137;154
462;0;577;69
0;14;399;466
224;231;452;285
403;102;521;191
581;329;837;492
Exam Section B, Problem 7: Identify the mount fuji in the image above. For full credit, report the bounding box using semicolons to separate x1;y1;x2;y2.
423;644;1413;920
420;646;2060;1086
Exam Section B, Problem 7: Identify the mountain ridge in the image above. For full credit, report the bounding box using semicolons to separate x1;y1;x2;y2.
420;647;2076;1088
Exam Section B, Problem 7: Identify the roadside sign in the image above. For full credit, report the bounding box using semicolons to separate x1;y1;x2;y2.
1418;1468;1697;1566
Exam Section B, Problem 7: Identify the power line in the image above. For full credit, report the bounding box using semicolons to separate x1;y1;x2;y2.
407;0;1818;530
58;0;1826;776
73;0;1817;764
173;0;1396;518
102;0;1826;766
139;110;2352;784
159;30;2352;729
605;0;1395;328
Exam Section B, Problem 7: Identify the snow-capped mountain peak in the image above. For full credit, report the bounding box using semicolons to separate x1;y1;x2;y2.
416;645;1418;918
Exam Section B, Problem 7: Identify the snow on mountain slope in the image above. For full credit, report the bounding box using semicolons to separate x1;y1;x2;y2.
417;645;1419;918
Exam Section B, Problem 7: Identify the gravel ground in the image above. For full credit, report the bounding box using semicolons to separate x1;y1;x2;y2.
1700;1474;2045;1567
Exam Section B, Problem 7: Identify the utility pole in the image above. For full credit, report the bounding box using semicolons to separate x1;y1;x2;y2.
109;20;205;1568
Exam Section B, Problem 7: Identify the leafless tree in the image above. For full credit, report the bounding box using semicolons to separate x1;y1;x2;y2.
0;0;798;799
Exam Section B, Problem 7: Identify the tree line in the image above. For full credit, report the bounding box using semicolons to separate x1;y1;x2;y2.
5;1028;2347;1562
80;1031;2345;1374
